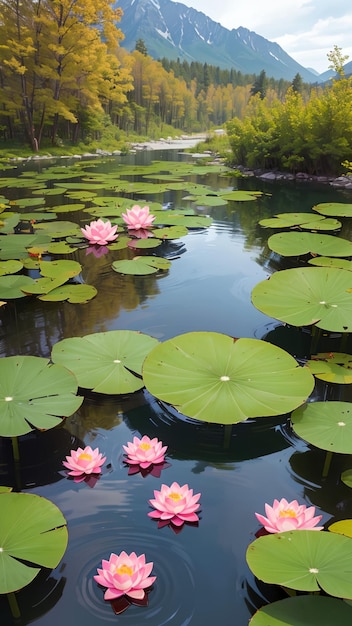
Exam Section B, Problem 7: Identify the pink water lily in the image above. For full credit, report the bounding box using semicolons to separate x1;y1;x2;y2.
148;482;201;528
123;435;167;468
63;445;106;481
122;205;156;230
94;551;156;603
255;498;324;533
81;219;118;245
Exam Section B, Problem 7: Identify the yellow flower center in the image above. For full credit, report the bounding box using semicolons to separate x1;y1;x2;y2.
139;443;151;451
279;508;297;518
116;564;133;576
168;492;181;501
78;453;92;461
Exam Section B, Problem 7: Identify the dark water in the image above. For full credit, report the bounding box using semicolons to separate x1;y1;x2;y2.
1;151;352;626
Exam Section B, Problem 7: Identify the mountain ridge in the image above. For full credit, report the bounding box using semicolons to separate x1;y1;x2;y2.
115;0;320;82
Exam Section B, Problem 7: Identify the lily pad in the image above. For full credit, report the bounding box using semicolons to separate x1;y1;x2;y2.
308;256;352;270
291;401;352;453
220;190;263;201
249;595;352;625
112;255;171;275
185;194;228;206
267;232;352;257
246;530;352;598
251;267;352;332
34;221;81;238
306;352;352;383
153;211;212;228
328;519;352;538
46;203;85;213
341;469;352;489
142;332;314;424
0;234;52;260
0;491;68;594
127;238;162;249
152;226;188;239
47;241;78;254
259;212;341;231
0;260;23;276
313;202;352;217
0;274;36;299
0;356;83;436
38;283;97;303
22;260;82;295
51;330;159;394
12;197;44;207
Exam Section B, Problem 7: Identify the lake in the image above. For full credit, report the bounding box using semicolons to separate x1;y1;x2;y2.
1;149;352;626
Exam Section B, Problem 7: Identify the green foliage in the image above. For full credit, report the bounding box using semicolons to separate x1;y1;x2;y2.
227;50;352;175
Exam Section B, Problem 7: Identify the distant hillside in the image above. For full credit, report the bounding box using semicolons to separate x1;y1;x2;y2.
115;0;319;82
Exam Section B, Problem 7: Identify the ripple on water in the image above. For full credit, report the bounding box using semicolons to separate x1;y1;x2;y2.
67;519;196;625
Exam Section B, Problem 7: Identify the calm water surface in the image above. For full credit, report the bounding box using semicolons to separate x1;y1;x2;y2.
1;150;352;625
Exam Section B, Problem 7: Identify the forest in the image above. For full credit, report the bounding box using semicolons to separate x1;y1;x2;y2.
0;0;351;175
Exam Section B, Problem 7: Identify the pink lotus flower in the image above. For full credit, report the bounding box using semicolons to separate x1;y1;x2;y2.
94;551;156;603
123;435;167;468
148;482;201;528
63;445;106;482
81;219;118;245
122;205;156;230
255;498;324;533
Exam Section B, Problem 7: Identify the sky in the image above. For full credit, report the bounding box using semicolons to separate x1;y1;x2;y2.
172;0;352;74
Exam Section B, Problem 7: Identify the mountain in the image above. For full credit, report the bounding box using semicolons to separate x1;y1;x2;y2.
115;0;318;82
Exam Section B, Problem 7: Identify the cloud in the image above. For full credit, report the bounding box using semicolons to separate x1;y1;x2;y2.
174;0;352;73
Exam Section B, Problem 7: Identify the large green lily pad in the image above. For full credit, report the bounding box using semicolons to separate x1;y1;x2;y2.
0;234;52;260
0;274;36;299
313;202;352;217
0;356;83;436
112;256;171;275
249;595;352;625
291;401;352;453
22;260;82;295
251;267;352;332
0;490;68;593
38;283;97;303
341;469;352;489
246;530;352;598
51;330;159;394
220;190;263;201
267;232;352;257
259;212;341;231
142;332;314;424
34;220;81;238
306;353;352;383
152;210;212;227
0;260;23;276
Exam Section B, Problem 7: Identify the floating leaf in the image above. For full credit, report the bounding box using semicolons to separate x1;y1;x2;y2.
306;352;352;383
152;226;188;239
313;202;352;217
0;212;20;233
220;190;263;201
51;330;159;394
268;232;352;257
46;203;85;213
308;256;352;270
0;491;68;593
341;469;352;489
249;595;352;626
251;267;352;332
0;260;23;276
112;255;171;275
12;197;44;207
185;194;228;206
142;333;314;424
47;241;78;254
34;220;81;238
0;274;36;299
153;210;212;227
22;260;82;295
328;519;352;538
0;356;83;436
0;234;51;259
259;212;341;231
128;238;162;249
21;211;57;222
291;401;352;453
38;283;97;303
246;530;352;598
